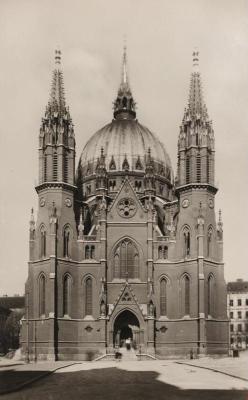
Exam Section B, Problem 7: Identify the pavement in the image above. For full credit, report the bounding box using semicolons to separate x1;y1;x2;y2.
0;352;248;399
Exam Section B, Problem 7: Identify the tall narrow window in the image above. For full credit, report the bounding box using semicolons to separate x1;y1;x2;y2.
163;246;168;259
85;277;93;315
64;155;68;183
53;152;58;181
44;154;47;182
91;246;95;259
85;245;90;259
208;275;214;316
114;254;120;278
63;274;71;316
196;154;201;183
39;274;46;316
40;226;46;258
186;155;190;184
63;227;70;258
182;275;190;316
207;153;210;183
160;278;167;316
183;229;190;257
207;228;212;257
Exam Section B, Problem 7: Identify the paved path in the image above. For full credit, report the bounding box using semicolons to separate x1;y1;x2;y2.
1;360;248;400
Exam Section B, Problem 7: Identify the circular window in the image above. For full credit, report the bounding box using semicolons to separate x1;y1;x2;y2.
117;198;137;218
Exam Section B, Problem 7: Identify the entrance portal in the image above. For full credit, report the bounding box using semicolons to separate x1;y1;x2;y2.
113;310;140;348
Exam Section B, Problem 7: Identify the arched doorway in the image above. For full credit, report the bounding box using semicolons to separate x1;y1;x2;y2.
113;310;140;348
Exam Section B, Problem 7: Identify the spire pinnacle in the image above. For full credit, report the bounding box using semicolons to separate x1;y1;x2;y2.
192;49;199;72
48;49;66;113
55;49;61;68
113;42;136;120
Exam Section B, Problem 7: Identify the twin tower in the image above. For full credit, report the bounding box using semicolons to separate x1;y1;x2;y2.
21;48;228;360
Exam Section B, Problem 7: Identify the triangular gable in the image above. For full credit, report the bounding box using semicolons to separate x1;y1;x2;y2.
108;178;146;220
109;282;145;317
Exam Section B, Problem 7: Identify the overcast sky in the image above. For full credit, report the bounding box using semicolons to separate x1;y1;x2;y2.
0;0;247;295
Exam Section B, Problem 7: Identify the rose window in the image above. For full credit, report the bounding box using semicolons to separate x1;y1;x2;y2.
117;198;137;218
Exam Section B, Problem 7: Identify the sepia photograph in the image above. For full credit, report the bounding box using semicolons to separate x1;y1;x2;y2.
0;0;247;399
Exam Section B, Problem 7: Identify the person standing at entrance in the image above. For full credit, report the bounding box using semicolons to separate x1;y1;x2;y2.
125;337;131;350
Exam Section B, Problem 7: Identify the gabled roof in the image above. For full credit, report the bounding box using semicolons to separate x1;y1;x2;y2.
227;281;248;293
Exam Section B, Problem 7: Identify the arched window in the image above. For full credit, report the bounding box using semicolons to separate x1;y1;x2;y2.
40;226;46;258
196;154;201;183
91;246;95;259
183;228;190;257
85;277;93;315
207;153;210;183
114;239;139;279
160;278;167;316
207;227;213;257
208;275;215;316
53;152;58;181
63;274;72;316
43;154;47;182
186;155;190;183
158;246;162;259
182;275;190;316
85;245;90;259
63;227;70;258
163;246;168;259
64;155;68;183
39;274;46;316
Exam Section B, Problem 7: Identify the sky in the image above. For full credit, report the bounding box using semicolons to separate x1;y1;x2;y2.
0;0;247;295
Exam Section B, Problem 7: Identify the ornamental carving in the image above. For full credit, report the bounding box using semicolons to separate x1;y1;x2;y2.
117;198;137;218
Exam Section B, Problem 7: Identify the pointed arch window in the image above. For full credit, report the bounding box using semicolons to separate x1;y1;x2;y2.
109;156;116;170
183;228;190;257
85;245;90;259
158;246;163;259
196;154;201;183
53;152;58;181
135;156;143;170
39;274;46;317
207;275;215;316
182;275;190;316
207;153;210;183
186;155;190;184
63;227;71;258
43;154;47;182
91;246;95;259
122;157;129;171
64;155;68;183
163;246;168;259
207;227;213;257
63;274;72;316
40;226;46;258
85;277;93;316
113;239;139;279
160;278;167;316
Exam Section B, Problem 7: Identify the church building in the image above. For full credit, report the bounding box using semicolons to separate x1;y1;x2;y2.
21;48;229;360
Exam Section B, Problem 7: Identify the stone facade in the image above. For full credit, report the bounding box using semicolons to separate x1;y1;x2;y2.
20;49;229;360
227;280;248;350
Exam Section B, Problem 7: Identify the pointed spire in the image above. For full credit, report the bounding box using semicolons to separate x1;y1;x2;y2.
78;207;84;239
113;42;136;120
49;49;66;113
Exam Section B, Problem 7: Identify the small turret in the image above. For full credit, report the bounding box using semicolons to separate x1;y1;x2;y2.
144;148;155;196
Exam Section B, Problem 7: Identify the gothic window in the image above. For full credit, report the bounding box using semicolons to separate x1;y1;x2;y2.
113;239;139;279
160;278;167;316
109;156;116;170
135;156;143;170
122;96;127;108
40;226;46;258
91;246;95;259
53;152;58;181
39;274;46;317
44;154;47;182
181;275;190;316
63;227;70;258
158;246;162;259
207;274;215;316
207;227;213;257
186;155;190;184
64;155;68;183
163;246;168;259
85;277;93;315
196;154;201;183
122;157;129;171
85;245;90;259
63;274;72;316
207;153;210;183
183;228;190;257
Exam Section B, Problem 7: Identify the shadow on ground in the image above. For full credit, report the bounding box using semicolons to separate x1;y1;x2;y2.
1;367;248;400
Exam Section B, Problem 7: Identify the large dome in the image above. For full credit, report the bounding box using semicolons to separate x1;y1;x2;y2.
79;118;172;177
